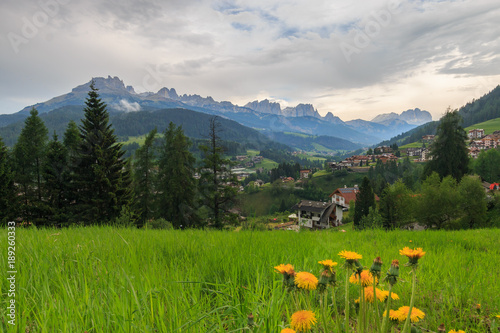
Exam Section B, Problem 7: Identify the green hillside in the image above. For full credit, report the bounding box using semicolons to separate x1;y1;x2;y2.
464;117;500;135
379;85;500;147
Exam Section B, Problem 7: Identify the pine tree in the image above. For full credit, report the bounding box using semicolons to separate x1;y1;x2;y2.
353;176;376;229
72;81;131;224
157;122;198;228
198;117;238;229
63;120;81;161
133;128;158;225
0;137;16;225
13;108;49;224
43;133;71;226
425;109;469;181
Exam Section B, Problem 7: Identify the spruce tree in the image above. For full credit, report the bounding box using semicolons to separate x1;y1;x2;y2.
0;137;16;225
353;176;376;229
198;117;238;229
133;128;158;225
424;109;469;181
13;108;49;224
43;133;71;225
157;122;198;228
72;81;131;224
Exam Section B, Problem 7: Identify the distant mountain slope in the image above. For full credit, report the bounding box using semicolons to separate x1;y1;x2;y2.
266;132;361;152
0;76;427;145
345;118;416;141
377;85;500;147
371;108;432;126
0;105;288;151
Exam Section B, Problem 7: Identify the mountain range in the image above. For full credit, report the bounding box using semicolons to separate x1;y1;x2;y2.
0;76;433;147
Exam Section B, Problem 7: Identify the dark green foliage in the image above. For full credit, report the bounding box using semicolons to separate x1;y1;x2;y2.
472;148;500;183
13;108;49;224
43;134;71;225
198;117;238;229
133;128;158;225
0;137;16;224
458;175;487;229
424;109;469;181
71;82;131;224
270;162;301;182
353;177;376;229
269;132;360;151
157;123;198;228
379;180;414;229
260;149;323;169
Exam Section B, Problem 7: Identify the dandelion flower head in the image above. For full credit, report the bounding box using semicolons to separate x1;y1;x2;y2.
448;330;465;333
294;272;318;290
349;269;377;287
281;329;297;333
395;306;426;323
290;310;317;332
338;250;362;262
399;247;426;265
275;264;295;275
318;259;338;272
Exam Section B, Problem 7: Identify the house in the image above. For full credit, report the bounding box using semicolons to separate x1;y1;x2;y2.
253;179;265;187
236;155;247;161
374;146;392;154
252;156;263;163
421;148;431;161
300;169;312;179
406;147;424;157
282;176;295;182
329;185;380;224
422;135;435;143
329;186;359;224
291;200;336;229
468;129;485;140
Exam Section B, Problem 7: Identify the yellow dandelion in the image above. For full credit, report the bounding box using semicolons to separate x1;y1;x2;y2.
294;272;318;290
396;306;426;323
496;314;500;318
448;330;465;333
383;309;400;322
399;247;426;265
338;250;362;261
363;287;380;303
379;290;400;302
281;329;297;333
349;269;378;287
318;259;338;271
290;310;317;332
275;264;295;275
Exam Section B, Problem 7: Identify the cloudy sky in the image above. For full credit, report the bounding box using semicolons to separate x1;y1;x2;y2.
1;0;500;121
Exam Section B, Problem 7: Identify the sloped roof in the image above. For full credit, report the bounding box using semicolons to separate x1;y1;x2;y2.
291;200;333;213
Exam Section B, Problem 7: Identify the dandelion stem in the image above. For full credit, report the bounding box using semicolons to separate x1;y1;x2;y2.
359;280;365;333
380;284;393;333
345;270;350;333
331;287;342;333
373;277;380;331
401;269;417;333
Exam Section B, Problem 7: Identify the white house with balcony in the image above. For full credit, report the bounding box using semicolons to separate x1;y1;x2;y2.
291;200;336;229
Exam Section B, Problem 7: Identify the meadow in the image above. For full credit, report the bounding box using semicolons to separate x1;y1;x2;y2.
1;227;499;332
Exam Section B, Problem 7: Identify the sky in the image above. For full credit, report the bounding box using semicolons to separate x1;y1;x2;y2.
1;0;500;121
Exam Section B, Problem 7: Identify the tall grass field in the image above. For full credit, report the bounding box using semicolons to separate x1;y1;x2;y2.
1;227;499;332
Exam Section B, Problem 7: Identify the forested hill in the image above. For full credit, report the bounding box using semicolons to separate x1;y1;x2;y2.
0;105;288;151
378;85;500;147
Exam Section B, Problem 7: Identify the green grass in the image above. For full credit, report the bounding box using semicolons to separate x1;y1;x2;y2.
1;227;499;332
296;153;327;162
465;118;500;135
313;169;331;178
311;143;335;153
253;158;278;171
400;142;424;149
283;131;313;138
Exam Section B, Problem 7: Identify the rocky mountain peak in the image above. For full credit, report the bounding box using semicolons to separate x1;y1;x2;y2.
244;99;282;115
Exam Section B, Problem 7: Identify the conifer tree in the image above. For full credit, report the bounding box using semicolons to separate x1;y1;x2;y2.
43;133;71;225
63;120;81;161
72;81;131;224
133;128;158;225
157;122;198;228
13;108;49;223
0;137;16;225
198;117;238;229
425;109;469;181
353;176;376;229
